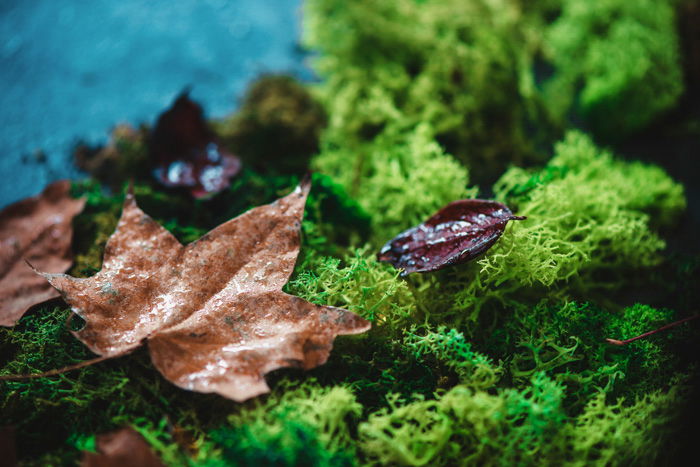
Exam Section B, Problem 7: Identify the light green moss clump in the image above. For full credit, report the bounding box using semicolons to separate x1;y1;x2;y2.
489;130;683;283
287;247;416;328
416;131;685;326
314;125;476;242
304;0;546;182
358;373;687;466
359;372;566;466
543;0;683;140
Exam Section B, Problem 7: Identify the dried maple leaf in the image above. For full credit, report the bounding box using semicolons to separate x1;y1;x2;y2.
151;91;241;198
81;427;163;467
0;180;85;327
377;199;526;275
41;180;370;401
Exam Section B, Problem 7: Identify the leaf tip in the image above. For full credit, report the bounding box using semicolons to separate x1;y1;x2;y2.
605;338;625;346
298;172;313;196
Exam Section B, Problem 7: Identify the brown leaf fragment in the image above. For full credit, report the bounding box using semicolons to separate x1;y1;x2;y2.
81;427;164;467
377;199;526;275
0;180;85;326
42;180;370;401
0;426;18;467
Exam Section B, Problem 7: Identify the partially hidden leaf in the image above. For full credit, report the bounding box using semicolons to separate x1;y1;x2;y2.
0;180;85;326
151;91;241;198
81;427;163;467
377;199;526;275
0;426;17;467
41;180;370;401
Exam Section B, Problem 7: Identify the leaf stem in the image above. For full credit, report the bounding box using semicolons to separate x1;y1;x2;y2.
605;313;700;346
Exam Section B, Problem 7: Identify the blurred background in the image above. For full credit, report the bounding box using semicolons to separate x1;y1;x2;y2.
0;0;307;208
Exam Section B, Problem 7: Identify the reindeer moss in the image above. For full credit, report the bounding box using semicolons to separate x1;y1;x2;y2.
543;0;683;140
403;131;686;328
358;372;567;466
1;1;697;464
313;124;477;241
217;74;328;175
303;0;548;184
287;247;416;328
199;381;360;466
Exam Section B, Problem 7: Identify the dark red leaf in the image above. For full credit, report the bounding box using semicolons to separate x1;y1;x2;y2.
151;91;241;198
377;199;526;275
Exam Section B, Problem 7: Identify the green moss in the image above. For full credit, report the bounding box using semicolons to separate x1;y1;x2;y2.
484;301;690;411
3;3;695;461
199;381;360;466
358;372;689;466
287;247;416;327
304;0;548;183
411;131;685;327
70;180;123;276
556;383;688;466
73;124;150;191
314;125;477;242
543;0;683;140
216;74;328;174
402;325;501;390
358;372;566;466
0;305;237;463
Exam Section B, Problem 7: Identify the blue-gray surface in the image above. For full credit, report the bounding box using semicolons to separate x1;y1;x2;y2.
0;0;308;208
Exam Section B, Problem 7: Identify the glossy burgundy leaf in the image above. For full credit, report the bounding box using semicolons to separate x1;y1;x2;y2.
151;91;241;198
377;199;526;275
41;180;370;401
81;427;163;467
0;180;85;326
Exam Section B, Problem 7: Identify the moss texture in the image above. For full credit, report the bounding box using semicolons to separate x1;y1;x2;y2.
1;0;697;465
217;74;328;174
542;0;683;140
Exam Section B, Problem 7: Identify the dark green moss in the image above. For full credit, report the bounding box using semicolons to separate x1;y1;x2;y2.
482;301;695;412
207;420;355;467
218;74;328;175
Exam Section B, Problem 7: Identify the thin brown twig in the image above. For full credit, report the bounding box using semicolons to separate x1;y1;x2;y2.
0;355;113;381
606;313;700;346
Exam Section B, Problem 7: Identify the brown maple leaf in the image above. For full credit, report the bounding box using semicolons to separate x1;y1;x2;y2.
41;180;370;401
0;180;85;327
81;427;163;467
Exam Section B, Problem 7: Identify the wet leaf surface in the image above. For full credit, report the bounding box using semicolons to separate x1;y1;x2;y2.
0;181;85;326
151;91;241;198
377;199;525;275
42;180;370;401
81;427;163;467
